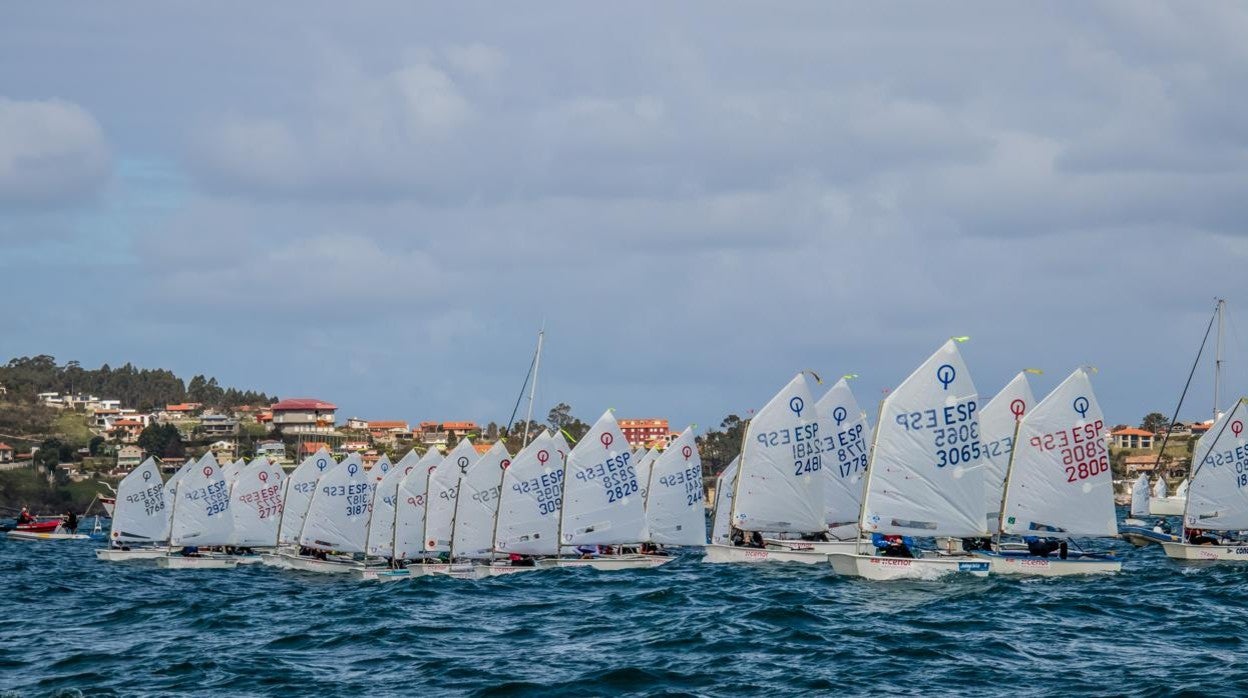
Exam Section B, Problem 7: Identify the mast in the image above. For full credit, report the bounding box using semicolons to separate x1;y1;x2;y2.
852;397;888;554
992;416;1026;543
1214;298;1225;420
523;326;545;448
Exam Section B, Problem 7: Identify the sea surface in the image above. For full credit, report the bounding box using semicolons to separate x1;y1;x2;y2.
2;515;1245;697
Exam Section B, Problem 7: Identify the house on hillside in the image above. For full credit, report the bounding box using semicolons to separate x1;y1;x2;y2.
345;417;369;431
255;440;286;462
117;445;143;469
1123;454;1160;474
271;398;337;434
161;403;202;421
210;440;237;457
199;414;239;436
1111;428;1156;449
619;418;672;448
0;443;13;463
441;422;479;439
368;420;410;444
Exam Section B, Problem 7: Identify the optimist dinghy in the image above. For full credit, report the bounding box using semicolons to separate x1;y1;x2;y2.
96;458;171;560
542;411;674;570
489;432;566;576
157;454;238;569
642;427;707;554
974;368;1122;576
828;339;992;580
262;448;337;566
1163;399;1248;562
1120;474;1179;547
704;373;831;564
268;454;369;573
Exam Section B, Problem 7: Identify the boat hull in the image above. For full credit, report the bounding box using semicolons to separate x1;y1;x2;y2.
702;543;828;564
828;553;990;580
1161;541;1248;561
95;547;168;561
762;539;859;555
260;552;360;574
972;552;1121;576
6;530;89;541
1119;525;1179;547
537;554;675;570
155;554;239;570
350;566;412;582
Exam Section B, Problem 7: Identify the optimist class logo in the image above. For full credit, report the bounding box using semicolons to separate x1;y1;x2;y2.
600;433;613;450
1010;399;1026;418
682;446;693;460
1072;397;1090;419
936;364;956;390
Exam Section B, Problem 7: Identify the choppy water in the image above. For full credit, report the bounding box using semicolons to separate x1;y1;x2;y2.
2;518;1246;697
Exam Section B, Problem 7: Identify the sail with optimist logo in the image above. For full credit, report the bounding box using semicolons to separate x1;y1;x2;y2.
645;427;706;545
110;457;169;545
709;457;739;546
1184;399;1248;531
558;410;648;546
860;339;988;538
394;449;442;560
814;377;870;533
731;373;827;534
169;453;234;547
298;454;369;553
451;441;510;559
425;439;479;552
494;432;564;556
229;456;285;547
1130;474;1151;519
366;451;418;558
979;372;1036;527
999;368;1116;538
278;448;336;546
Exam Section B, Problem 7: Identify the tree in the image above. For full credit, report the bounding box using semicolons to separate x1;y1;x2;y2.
1141;412;1168;434
697;414;749;476
547;403;574;431
137;423;185;459
88;435;106;456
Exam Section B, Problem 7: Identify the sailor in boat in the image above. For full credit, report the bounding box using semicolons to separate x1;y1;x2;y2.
1023;537;1068;559
16;507;34;526
179;545;202;557
576;544;599;559
638;542;670;556
61;510;78;534
876;534;915;558
961;537;993;552
1186;528;1219;546
507;552;536;567
1153;518;1173;535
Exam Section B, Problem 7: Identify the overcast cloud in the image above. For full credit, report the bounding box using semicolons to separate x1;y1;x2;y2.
2;2;1247;429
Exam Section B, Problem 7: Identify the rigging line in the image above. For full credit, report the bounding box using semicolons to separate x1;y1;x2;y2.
1152;301;1219;473
505;345;539;435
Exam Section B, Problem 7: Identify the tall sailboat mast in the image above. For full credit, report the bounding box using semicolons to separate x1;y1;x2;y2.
1214;298;1225;420
522;326;544;448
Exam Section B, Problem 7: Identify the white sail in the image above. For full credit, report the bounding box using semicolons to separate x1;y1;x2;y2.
169;453;233;547
221;458;246;486
560;410;648;545
110;458;169;544
710;457;740;545
495;433;563;555
298;454;369;553
162;457;197;535
278;448;336;545
365;452;417;558
425;439;478;551
1185;399;1248;530
1130;474;1151;518
814;378;871;527
645;427;706;545
635;448;660;500
978;372;1036;524
394;449;442;560
1153;477;1168;498
451;441;510;559
731;373;826;533
861;339;987;537
1175;478;1190;498
1000;368;1115;537
229;457;285;546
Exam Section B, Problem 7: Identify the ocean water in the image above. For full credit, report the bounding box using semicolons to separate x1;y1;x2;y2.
2;522;1245;697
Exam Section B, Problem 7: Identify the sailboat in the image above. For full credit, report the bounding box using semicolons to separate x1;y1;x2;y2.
225;456;285;561
828;339;992;579
1163;398;1248;561
707;457;739;547
439;441;511;579
423;439;480;563
347;451;413;578
979;372;1037;531
634;447;659;501
388;448;446;578
157;453;237;569
763;376;870;555
95;457;170;560
1150;477;1185;516
267;447;336;558
490;431;565;575
268;453;368;573
541;410;671;569
974;367;1121;575
642;427;707;549
704;373;830;564
1120;474;1178;546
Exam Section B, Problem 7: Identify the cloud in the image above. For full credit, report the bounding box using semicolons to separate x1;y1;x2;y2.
0;97;111;204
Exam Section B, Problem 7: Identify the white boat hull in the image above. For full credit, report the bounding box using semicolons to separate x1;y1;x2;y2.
350;566;412;582
261;552;361;574
973;552;1121;576
1149;496;1186;516
1162;541;1248;561
537;554;675;570
6;530;89;541
702;543;827;564
1118;525;1179;548
156;554;239;569
95;547;169;561
828;553;990;580
405;562;452;577
762;539;859;555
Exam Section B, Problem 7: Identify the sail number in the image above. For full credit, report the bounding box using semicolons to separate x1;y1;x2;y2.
186;480;230;517
239;483;284;519
321;482;372;516
125;482;166;516
511;470;564;515
896;400;980;469
1028;419;1108;483
825;424;867;478
658;465;703;506
757;423;823;477
1195;443;1248;488
575;452;639;503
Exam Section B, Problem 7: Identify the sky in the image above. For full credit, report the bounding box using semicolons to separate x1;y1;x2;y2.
2;3;1247;431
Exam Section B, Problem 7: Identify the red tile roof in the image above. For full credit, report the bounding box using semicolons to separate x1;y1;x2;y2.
112;419;144;427
272;398;337;411
442;421;478;431
0;443;12;451
165;403;199;412
1112;428;1155;437
300;441;331;454
368;421;409;430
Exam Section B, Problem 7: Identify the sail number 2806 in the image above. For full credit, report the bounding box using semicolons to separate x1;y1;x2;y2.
1028;420;1107;483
